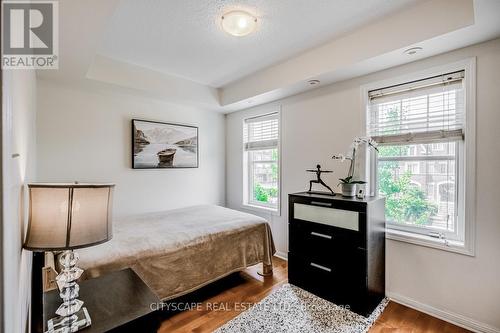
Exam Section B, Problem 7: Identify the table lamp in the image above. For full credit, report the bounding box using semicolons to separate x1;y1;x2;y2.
23;183;114;333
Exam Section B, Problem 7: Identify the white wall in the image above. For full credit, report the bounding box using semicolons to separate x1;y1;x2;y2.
226;38;500;331
37;80;225;218
2;70;37;333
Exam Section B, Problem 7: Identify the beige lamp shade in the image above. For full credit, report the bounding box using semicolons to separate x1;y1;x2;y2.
23;183;114;251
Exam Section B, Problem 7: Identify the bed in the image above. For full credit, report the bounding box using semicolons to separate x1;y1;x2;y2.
65;205;275;301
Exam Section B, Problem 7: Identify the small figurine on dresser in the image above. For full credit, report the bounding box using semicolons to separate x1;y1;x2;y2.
306;164;335;195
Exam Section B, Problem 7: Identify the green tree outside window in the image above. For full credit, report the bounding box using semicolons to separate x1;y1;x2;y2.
377;108;438;225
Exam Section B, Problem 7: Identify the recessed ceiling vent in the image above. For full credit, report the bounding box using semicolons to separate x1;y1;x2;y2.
403;47;423;56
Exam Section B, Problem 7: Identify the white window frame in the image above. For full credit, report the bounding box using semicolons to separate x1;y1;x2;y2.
242;110;282;216
361;58;476;256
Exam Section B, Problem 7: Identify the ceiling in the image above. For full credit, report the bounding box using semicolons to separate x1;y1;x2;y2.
38;0;500;113
98;0;418;87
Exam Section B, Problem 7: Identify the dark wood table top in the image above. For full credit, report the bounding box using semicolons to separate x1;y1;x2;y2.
43;268;161;333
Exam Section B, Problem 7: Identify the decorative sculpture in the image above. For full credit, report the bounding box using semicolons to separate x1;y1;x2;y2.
306;164;335;195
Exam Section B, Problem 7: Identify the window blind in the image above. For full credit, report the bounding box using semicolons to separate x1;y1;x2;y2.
368;70;465;145
244;113;279;151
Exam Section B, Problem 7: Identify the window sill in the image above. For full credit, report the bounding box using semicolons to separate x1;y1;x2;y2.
386;228;474;256
241;203;281;217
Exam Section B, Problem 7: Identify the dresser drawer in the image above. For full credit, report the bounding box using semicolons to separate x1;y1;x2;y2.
289;219;364;258
293;203;360;231
288;252;366;303
290;250;366;283
288;252;339;300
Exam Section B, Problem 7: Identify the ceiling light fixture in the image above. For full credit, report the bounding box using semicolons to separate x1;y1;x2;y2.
308;79;320;85
403;47;423;56
221;10;257;37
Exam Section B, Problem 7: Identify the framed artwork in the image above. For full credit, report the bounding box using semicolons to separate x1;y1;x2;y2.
132;119;198;169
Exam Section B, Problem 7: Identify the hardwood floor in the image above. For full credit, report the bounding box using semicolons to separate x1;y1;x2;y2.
370;301;470;333
158;257;470;333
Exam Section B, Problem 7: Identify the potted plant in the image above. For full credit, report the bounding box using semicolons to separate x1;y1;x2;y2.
338;176;366;197
333;137;378;197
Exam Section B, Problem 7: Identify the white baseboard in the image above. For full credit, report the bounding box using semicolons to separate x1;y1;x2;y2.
274;251;288;260
387;292;500;333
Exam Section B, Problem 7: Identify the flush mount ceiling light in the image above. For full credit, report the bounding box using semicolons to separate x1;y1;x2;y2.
221;10;257;37
404;47;423;56
308;79;320;85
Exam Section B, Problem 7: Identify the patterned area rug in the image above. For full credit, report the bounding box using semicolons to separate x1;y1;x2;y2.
214;284;388;333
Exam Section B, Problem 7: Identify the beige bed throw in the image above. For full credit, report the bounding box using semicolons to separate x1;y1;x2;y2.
76;205;275;300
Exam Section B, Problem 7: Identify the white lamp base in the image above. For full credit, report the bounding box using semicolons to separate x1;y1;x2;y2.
47;250;91;333
46;307;91;333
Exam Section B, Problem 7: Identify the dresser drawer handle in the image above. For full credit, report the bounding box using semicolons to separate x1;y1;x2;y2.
310;201;332;207
310;262;332;272
310;231;332;240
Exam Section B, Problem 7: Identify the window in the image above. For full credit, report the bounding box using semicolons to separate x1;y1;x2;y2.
437;162;448;174
406;162;420;174
432;143;445;151
367;69;470;248
243;113;280;212
408;146;416;156
427;183;435;200
438;182;455;203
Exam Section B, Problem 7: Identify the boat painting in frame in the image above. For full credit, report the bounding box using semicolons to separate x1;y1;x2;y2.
132;119;198;169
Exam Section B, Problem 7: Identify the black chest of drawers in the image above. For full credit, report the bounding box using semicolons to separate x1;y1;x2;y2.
288;192;385;317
